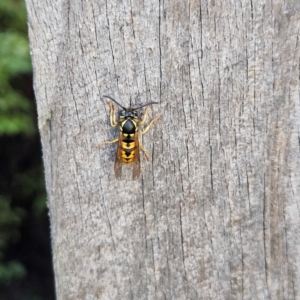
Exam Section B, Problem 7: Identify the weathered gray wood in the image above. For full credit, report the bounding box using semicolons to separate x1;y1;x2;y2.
26;0;300;299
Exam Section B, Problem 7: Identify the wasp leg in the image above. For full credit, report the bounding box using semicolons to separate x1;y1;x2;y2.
96;138;119;148
107;102;118;127
139;116;161;135
139;139;150;161
138;105;153;125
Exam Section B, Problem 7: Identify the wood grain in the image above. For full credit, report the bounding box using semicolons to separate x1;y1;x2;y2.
26;0;300;299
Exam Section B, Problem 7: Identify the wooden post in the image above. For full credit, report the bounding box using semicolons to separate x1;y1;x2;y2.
26;0;300;298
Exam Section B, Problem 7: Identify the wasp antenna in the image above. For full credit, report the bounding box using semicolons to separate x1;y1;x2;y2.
132;102;158;110
102;95;126;109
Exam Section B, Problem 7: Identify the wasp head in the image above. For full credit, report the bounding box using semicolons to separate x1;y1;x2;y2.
102;95;158;120
120;109;138;119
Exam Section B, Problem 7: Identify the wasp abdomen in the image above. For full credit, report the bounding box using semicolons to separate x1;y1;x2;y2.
119;120;137;164
121;140;135;163
120;130;135;163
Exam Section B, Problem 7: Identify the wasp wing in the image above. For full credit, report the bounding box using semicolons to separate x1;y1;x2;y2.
132;133;141;180
114;132;123;179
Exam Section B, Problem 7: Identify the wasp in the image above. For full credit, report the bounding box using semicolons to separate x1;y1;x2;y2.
97;95;161;180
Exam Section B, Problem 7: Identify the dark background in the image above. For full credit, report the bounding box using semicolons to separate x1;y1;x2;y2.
0;1;55;299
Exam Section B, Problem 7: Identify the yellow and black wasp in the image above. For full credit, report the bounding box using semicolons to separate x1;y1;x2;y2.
97;95;161;180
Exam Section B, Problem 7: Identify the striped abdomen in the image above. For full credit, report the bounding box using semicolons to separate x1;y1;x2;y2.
120;119;137;164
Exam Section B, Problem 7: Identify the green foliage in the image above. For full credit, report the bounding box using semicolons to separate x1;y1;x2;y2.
0;261;26;285
15;166;47;214
0;1;34;136
0;1;28;34
0;195;26;285
0;32;32;76
0;0;34;285
0;195;25;246
0;1;54;299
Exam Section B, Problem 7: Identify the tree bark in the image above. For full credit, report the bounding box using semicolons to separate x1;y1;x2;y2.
26;0;300;299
